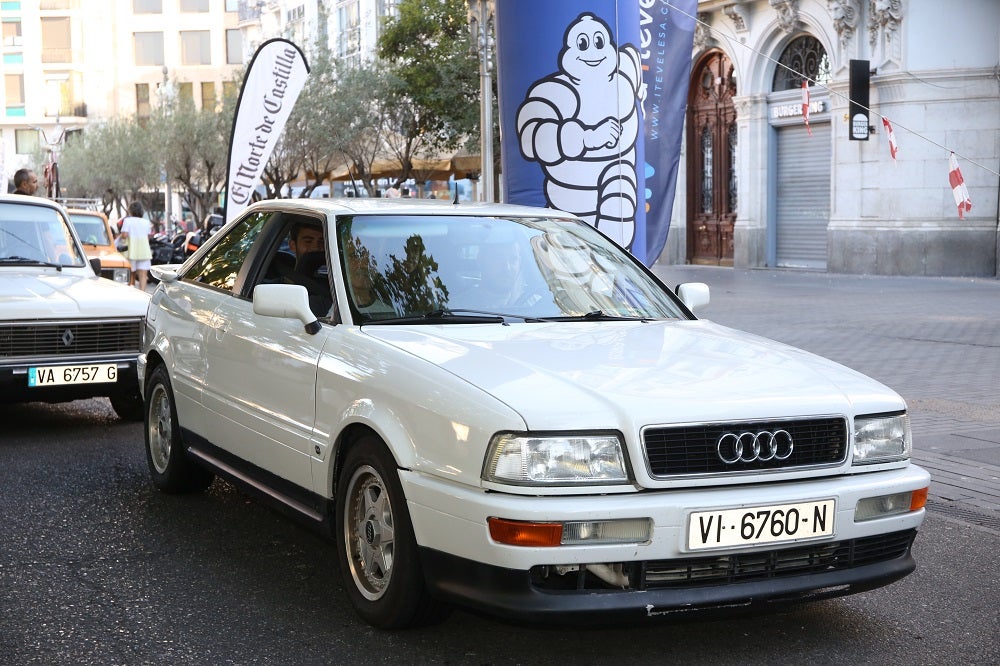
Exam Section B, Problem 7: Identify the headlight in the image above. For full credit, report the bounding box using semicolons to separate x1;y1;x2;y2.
483;432;629;485
853;412;911;464
112;267;131;283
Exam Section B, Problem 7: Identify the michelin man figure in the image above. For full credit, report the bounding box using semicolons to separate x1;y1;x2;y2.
516;12;644;248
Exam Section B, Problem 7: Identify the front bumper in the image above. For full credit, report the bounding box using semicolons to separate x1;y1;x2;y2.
401;464;929;620
419;530;916;623
0;355;140;404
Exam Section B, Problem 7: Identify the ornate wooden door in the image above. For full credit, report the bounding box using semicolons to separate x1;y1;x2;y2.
687;51;736;265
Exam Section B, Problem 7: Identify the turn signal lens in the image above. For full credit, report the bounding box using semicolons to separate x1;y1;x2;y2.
909;486;929;511
855;487;928;522
488;518;562;547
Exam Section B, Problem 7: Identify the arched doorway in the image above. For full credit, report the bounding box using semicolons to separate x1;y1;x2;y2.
686;50;737;266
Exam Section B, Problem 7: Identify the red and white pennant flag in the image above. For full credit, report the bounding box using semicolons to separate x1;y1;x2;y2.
882;117;898;162
801;80;812;137
948;152;972;219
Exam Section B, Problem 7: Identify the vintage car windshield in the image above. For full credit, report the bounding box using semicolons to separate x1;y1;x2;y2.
337;214;687;323
69;212;113;246
0;202;86;267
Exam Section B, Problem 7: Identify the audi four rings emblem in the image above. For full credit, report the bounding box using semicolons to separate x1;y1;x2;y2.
717;430;794;464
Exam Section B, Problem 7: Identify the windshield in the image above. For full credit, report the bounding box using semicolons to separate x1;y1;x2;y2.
0;202;86;266
336;214;687;323
69;213;113;246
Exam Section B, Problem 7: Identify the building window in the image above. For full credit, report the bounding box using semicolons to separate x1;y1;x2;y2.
201;81;216;111
2;19;22;47
180;30;211;65
5;72;24;115
133;0;162;13
15;128;38;154
222;80;238;102
134;31;164;66
772;35;831;92
41;17;71;63
178;81;194;104
40;0;77;8
336;2;361;61
225;0;238;11
179;0;209;12
136;82;150;118
0;2;22;12
226;28;242;64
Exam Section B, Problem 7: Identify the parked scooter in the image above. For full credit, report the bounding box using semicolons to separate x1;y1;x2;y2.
149;228;188;265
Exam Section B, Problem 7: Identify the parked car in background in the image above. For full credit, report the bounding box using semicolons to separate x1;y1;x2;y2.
66;208;132;284
0;195;149;420
141;198;929;629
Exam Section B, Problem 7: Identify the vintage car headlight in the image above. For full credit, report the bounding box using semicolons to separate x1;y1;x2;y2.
483;432;629;486
112;267;131;283
853;413;911;464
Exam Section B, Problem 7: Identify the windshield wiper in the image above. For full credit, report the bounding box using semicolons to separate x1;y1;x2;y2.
0;256;63;271
535;310;650;322
365;308;507;325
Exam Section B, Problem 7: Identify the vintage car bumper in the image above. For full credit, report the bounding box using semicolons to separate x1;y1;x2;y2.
0;355;140;404
401;464;929;620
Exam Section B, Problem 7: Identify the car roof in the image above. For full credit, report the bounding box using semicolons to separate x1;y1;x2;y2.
242;197;579;220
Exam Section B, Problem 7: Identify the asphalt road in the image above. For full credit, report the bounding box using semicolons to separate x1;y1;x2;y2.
1;397;997;666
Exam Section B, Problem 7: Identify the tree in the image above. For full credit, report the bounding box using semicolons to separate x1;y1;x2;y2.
377;0;480;154
58;116;161;218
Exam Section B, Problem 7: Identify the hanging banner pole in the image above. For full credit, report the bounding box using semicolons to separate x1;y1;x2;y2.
224;38;310;225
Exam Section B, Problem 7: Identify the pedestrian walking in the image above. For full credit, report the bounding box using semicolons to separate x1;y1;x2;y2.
119;201;153;290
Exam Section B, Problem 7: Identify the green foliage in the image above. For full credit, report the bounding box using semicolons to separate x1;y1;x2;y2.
377;0;480;151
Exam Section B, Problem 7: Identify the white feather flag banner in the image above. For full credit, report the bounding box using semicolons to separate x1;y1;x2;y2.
224;39;310;225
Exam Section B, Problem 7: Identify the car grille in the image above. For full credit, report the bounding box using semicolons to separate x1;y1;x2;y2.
0;319;143;360
643;417;848;476
642;530;916;588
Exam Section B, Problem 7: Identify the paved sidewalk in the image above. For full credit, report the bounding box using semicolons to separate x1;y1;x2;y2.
652;264;1000;531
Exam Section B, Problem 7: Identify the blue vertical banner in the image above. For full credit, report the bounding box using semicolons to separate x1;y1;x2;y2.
496;0;696;265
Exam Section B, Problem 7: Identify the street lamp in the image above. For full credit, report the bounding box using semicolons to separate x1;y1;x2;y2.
161;66;173;230
466;0;494;203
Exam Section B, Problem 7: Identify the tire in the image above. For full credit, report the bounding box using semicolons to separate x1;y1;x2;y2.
144;364;214;494
109;389;144;421
335;435;450;629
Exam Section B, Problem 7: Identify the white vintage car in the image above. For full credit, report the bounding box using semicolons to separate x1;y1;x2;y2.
0;195;149;420
140;198;929;628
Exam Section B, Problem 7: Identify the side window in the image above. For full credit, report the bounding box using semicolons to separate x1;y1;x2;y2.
183;212;269;292
257;215;333;318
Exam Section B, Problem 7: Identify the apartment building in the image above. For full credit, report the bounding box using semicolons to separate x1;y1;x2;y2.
1;0;243;189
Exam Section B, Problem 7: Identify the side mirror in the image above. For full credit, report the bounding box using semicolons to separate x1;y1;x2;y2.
253;283;322;334
149;265;179;283
675;282;710;312
89;257;102;276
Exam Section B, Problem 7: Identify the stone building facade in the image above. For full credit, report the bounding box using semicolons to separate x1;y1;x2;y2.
659;0;999;276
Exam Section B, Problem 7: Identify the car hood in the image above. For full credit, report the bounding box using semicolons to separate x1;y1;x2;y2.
0;270;150;320
82;244;130;267
363;320;904;428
